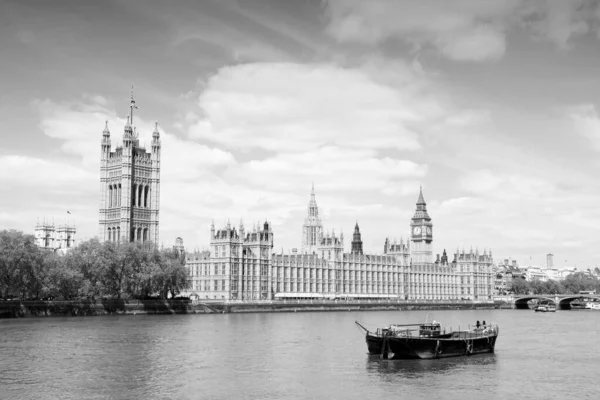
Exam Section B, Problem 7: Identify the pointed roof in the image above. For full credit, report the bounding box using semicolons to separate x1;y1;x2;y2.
417;185;426;205
309;183;317;204
103;120;110;135
412;186;431;220
354;221;360;232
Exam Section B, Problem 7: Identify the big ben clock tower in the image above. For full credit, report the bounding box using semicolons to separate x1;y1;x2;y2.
410;187;433;264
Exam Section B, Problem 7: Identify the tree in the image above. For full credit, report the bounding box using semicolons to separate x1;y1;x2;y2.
64;238;108;299
153;247;189;299
509;278;530;295
562;272;600;294
542;279;564;295
0;230;44;299
529;279;546;295
44;252;83;300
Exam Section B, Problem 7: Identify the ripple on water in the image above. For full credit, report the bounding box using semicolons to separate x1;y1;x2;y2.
1;310;600;400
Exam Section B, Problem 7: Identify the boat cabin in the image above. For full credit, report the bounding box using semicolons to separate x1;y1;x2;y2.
418;322;442;337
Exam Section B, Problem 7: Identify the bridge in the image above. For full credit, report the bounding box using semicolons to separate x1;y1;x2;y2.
512;294;600;310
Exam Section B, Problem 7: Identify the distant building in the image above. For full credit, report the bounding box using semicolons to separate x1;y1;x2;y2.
185;188;495;301
350;222;363;255
494;259;522;294
173;237;185;260
34;221;76;253
546;253;554;269
410;187;433;264
186;220;273;300
98;91;161;244
301;183;323;254
522;266;548;282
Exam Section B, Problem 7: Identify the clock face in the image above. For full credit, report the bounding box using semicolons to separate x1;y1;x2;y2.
426;227;432;235
413;227;421;235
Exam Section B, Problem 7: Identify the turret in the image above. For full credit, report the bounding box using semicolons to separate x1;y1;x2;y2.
101;121;111;159
123;116;134;147
351;222;363;255
152;121;161;155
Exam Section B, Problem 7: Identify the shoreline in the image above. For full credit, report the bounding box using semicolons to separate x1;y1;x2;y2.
0;299;508;318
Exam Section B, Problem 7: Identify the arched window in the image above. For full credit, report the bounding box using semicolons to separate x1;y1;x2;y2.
118;184;122;206
108;228;112;242
132;184;137;207
108;185;113;208
138;184;143;207
143;228;148;242
116;227;120;243
144;186;149;208
137;227;142;242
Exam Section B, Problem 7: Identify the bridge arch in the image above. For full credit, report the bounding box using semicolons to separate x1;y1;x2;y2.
513;296;556;310
513;294;600;310
556;294;600;310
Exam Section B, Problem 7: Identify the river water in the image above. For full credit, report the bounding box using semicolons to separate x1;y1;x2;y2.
1;309;598;400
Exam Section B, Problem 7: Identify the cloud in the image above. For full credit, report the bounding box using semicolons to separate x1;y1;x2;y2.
325;0;600;61
0;155;96;189
182;60;444;247
189;62;431;152
326;0;519;61
568;103;600;150
519;0;596;49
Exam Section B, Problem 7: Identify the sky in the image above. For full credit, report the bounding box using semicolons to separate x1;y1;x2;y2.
2;0;600;268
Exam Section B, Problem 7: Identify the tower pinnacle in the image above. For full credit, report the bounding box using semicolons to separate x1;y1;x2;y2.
129;85;137;125
302;183;323;253
417;185;426;205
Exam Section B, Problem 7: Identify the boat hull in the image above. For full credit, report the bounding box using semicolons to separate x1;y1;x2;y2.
534;306;556;312
366;333;498;360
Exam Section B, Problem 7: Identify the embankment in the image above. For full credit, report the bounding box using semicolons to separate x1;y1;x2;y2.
0;299;505;318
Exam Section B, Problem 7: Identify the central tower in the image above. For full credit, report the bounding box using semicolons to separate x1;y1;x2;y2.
410;187;433;264
301;183;323;254
98;90;161;244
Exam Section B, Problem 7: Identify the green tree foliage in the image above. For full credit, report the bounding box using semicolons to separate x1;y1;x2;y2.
0;230;44;299
0;230;190;300
509;278;531;295
561;272;600;294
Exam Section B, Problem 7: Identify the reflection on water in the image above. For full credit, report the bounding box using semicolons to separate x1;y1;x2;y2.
1;309;599;400
366;353;497;379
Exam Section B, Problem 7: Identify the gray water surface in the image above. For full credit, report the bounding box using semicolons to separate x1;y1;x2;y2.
1;309;598;400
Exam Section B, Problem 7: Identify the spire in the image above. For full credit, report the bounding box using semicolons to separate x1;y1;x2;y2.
103;120;110;135
153;121;160;139
309;183;317;208
351;221;363;255
412;185;430;220
417;185;426;205
129;85;137;126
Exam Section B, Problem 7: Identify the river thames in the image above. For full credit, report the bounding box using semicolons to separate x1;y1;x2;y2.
1;309;598;400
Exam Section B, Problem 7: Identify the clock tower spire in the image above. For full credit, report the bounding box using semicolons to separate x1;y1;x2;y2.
410;186;433;264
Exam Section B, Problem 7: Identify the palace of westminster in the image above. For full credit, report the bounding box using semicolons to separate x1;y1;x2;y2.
185;185;495;302
38;94;495;302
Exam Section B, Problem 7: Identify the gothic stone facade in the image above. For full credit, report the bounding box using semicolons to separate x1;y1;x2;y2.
186;187;495;301
98;95;161;244
186;221;273;300
34;221;76;253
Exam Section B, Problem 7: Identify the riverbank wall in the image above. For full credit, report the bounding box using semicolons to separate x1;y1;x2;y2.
0;299;505;318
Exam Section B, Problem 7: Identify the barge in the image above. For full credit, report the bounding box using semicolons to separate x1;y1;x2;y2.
356;320;499;360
